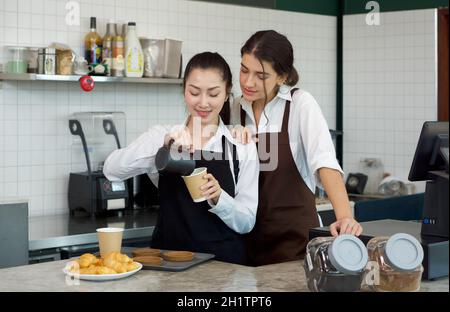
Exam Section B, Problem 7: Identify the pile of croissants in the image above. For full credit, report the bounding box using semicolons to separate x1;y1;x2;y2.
69;252;140;275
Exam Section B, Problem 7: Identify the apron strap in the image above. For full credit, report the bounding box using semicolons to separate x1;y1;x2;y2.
240;108;246;127
240;89;299;131
281;88;299;134
222;136;239;186
238;96;246;127
232;143;239;185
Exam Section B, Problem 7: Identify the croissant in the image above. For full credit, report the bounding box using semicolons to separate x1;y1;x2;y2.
80;253;98;262
96;266;117;275
78;253;99;268
106;262;127;273
126;262;140;272
103;252;133;264
70;252;139;275
78;268;89;274
80;264;98;275
120;254;133;264
103;256;127;273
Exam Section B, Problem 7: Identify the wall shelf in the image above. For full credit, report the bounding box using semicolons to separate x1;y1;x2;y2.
0;73;183;85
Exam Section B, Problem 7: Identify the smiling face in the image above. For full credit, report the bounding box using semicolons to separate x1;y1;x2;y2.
239;53;286;106
184;68;228;126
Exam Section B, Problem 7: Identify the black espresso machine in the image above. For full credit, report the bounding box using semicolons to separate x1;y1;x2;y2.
68;112;132;217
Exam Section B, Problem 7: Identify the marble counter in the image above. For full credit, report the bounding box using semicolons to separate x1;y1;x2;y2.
0;259;447;292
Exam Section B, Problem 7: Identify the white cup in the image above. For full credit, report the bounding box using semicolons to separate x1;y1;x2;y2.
96;227;124;258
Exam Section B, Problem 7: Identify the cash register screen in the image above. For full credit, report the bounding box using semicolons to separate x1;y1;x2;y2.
111;181;126;192
408;121;449;181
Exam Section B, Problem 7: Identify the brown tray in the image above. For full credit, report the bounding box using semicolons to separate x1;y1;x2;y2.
122;247;215;272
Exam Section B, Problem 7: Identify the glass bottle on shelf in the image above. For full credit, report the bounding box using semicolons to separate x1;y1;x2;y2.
112;24;125;77
102;22;116;76
84;17;102;65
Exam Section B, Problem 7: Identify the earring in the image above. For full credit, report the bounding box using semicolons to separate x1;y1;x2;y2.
279;84;290;95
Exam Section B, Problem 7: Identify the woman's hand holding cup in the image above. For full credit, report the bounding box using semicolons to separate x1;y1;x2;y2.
200;173;222;205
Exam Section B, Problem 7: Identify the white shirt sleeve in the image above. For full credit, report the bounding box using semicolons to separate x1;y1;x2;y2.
207;141;259;234
295;91;344;187
103;125;170;181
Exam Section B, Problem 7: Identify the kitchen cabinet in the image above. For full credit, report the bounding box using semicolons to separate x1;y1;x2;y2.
0;199;29;269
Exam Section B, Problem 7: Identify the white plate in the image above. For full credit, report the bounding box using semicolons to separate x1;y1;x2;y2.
62;261;143;282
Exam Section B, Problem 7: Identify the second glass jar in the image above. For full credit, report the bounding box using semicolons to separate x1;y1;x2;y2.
304;235;368;292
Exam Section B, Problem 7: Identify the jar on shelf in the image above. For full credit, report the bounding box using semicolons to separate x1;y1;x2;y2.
5;46;29;74
366;233;423;292
26;47;39;73
304;235;368;292
38;48;56;75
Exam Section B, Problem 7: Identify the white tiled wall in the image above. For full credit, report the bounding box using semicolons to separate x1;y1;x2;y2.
0;0;337;216
343;9;437;191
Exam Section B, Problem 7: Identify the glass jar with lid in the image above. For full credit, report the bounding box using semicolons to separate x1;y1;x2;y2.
366;233;424;292
304;235;368;292
5;46;29;74
38;48;56;75
26;47;39;73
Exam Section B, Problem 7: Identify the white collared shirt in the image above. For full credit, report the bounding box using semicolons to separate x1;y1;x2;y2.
230;87;343;193
103;118;259;234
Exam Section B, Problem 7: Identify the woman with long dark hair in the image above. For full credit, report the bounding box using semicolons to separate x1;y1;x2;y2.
230;30;362;266
104;52;259;265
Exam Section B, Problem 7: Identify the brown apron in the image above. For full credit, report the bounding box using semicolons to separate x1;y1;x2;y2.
242;89;319;266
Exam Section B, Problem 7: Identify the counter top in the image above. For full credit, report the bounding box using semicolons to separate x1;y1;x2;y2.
29;209;158;251
0;198;29;205
0;258;447;292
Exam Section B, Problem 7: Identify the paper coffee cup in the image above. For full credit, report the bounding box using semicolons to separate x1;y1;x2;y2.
96;227;124;258
182;167;208;203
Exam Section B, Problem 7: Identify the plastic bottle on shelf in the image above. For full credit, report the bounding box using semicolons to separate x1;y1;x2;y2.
124;22;144;78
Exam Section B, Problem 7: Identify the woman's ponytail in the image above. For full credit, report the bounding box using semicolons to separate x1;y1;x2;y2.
285;67;299;86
